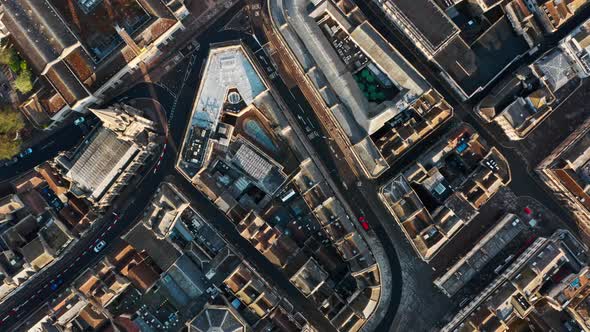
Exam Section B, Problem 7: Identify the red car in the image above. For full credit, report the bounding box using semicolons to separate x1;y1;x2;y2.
358;216;369;231
524;207;532;215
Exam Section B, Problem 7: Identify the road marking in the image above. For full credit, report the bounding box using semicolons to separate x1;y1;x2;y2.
107;226;112;231
75;257;80;262
63;267;68;272
82;251;87;255
69;262;75;267
56;274;61;278
2;316;9;321
22;300;28;305
101;232;105;237
43;284;48;289
88;245;93;249
36;289;42;294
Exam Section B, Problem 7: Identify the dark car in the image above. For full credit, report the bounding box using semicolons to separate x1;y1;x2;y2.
50;278;63;291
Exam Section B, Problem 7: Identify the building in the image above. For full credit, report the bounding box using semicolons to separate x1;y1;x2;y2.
270;0;451;177
375;0;530;99
441;229;587;332
0;171;79;302
56;103;159;209
0;0;188;129
505;0;544;48
537;116;590;235
560;17;590;77
380;126;511;261
526;0;590;33
477;41;585;141
434;213;528;297
188;302;248;332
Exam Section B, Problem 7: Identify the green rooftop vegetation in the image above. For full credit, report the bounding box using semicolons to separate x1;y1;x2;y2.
354;67;395;103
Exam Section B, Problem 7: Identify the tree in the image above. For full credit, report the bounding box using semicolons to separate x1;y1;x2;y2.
0;46;17;67
0;108;24;134
14;69;33;94
0;135;20;160
0;108;24;160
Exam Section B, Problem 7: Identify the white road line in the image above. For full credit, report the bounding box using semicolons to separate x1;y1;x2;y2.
69;262;75;267
36;289;42;294
22;300;28;305
107;226;112;231
2;316;9;322
75;257;80;262
101;232;106;237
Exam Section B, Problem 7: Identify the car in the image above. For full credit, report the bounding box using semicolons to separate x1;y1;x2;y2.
358;216;369;231
18;148;32;158
1;157;17;167
524;207;532;215
74;117;85;126
93;240;107;253
50;278;63;291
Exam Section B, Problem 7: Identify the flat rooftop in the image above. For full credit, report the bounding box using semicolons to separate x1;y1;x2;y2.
191;45;267;131
385;0;458;52
434;18;529;97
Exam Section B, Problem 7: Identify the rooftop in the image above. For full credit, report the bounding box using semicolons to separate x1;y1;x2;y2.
191;45;267;131
382;0;458;53
533;48;578;91
189;304;247;332
66;127;137;202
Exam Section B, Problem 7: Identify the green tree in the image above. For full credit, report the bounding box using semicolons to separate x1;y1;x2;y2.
0;108;24;160
0;108;24;134
14;69;32;94
0;46;17;66
0;135;20;159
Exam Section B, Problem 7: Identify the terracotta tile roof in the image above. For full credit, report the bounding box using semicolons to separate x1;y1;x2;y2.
126;260;159;291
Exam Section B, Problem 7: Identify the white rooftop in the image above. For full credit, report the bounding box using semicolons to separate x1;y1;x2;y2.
192;45;267;130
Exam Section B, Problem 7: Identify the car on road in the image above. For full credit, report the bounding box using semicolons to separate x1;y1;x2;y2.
358;215;369;231
18;148;32;158
50;278;63;291
93;240;107;253
74;117;85;126
1;157;17;167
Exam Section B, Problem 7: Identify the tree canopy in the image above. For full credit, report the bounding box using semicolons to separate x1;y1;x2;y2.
14;69;33;94
0;108;24;160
